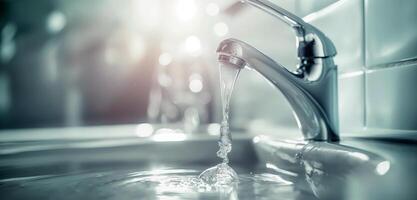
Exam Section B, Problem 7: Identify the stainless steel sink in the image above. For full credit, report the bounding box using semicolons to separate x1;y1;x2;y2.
253;133;417;200
0;125;315;199
0;132;257;180
1;125;416;200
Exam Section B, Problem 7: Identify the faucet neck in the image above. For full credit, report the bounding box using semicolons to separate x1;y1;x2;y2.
217;1;340;141
246;0;339;141
217;39;339;141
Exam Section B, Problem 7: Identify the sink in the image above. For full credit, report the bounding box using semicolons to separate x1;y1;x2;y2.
1;125;416;200
253;133;417;200
0;125;316;200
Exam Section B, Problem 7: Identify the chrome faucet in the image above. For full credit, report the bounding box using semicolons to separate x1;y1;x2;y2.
217;0;339;141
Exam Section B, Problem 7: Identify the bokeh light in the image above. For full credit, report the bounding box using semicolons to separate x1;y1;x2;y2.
135;123;154;137
207;123;220;135
46;11;66;34
152;129;187;142
213;22;229;37
189;73;203;93
158;53;173;66
185;35;201;55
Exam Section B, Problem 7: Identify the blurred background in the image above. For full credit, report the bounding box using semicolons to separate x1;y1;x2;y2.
1;0;416;136
0;0;299;133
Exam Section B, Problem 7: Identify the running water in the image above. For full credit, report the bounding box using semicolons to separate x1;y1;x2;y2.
0;64;301;199
0;167;296;199
198;63;241;186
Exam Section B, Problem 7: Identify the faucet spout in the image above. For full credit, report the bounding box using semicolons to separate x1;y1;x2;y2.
216;0;339;141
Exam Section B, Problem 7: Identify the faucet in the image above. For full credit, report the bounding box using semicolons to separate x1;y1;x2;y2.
217;0;339;141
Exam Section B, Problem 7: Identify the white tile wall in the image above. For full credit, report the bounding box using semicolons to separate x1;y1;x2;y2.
364;0;417;131
365;0;417;67
366;62;417;130
339;72;365;132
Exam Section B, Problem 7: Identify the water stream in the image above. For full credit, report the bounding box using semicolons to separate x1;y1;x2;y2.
0;63;303;199
198;63;241;186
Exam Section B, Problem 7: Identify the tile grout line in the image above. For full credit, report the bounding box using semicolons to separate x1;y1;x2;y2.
362;0;368;131
366;57;417;72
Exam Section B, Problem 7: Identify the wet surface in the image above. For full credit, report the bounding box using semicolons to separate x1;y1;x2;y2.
2;125;417;200
0;165;316;200
254;134;417;200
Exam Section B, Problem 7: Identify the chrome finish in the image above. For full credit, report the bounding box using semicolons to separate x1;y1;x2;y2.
245;0;337;59
252;135;413;199
216;0;339;141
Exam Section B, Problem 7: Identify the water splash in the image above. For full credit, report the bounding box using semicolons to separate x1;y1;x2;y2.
198;63;241;186
198;163;238;186
0;168;296;199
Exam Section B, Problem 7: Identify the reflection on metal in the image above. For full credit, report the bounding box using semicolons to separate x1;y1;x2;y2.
266;163;298;177
254;136;398;199
348;152;370;161
375;160;390;176
244;0;337;58
217;0;339;141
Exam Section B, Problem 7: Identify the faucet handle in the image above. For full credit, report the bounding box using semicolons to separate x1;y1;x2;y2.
245;0;337;59
298;27;337;59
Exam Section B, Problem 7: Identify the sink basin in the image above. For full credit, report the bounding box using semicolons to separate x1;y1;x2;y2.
1;125;416;200
0;125;316;200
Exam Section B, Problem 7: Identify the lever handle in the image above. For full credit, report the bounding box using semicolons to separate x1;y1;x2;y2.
245;0;337;59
